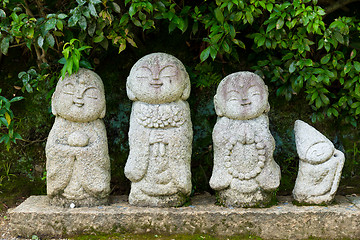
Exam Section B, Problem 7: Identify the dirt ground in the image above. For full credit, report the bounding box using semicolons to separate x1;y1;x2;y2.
1;209;14;239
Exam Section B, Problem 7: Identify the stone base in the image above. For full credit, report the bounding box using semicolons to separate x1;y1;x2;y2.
49;195;109;208
128;186;188;207
217;189;273;207
8;194;360;239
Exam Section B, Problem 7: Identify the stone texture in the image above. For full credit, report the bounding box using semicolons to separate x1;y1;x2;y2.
125;53;192;207
293;120;345;204
8;194;360;239
210;71;280;207
46;68;111;208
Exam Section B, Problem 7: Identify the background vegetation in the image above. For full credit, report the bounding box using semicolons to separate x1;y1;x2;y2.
1;0;360;205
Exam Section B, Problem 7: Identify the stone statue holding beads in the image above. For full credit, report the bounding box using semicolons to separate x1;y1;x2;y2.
125;53;192;207
209;71;281;207
46;68;110;207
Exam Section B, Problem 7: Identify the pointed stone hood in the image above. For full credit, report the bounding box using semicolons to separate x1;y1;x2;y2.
294;120;334;164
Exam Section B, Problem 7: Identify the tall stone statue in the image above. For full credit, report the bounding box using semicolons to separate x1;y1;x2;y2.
209;72;281;207
125;53;192;207
293;120;345;204
46;68;111;207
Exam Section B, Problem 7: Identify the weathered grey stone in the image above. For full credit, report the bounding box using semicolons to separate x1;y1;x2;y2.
210;71;280;207
293;120;345;204
125;53;192;207
9;194;360;239
46;68;111;208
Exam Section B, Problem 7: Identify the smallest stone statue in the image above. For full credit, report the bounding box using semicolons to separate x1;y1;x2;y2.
293;120;345;204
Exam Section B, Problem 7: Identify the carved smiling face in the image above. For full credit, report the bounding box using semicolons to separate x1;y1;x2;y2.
52;68;106;122
127;53;190;104
215;72;269;120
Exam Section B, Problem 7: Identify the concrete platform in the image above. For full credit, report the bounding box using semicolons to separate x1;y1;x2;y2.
8;193;360;239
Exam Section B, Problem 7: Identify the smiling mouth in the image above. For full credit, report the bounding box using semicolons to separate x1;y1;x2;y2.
241;102;251;106
150;82;163;88
73;102;84;107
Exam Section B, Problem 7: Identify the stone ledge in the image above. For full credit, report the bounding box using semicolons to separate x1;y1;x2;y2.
8;194;360;239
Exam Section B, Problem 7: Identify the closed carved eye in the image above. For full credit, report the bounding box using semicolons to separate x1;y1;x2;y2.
248;86;261;96
160;65;177;78
136;66;152;79
83;87;99;99
63;83;75;95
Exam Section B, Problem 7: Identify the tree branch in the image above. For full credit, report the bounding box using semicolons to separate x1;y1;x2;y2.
325;0;360;15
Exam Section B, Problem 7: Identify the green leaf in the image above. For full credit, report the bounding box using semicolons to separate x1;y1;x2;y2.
118;42;126;53
334;32;344;44
80;60;93;69
56;20;63;31
233;39;245;48
46;34;55;47
245;11;253;24
57;13;68;19
311;91;319;102
77;45;92;51
211;33;223;44
68;13;80;27
350;49;357;59
276;18;284;29
87;23;96;37
45;18;57;31
9;96;24;103
222;41;230;53
200;47;210;62
89;3;98;17
0;134;9;144
351;102;360;108
266;3;273;12
58;57;66;65
0;117;8;127
93;34;104;43
304;59;313;66
289;61;296;73
37;36;44;48
320;54;331;64
320;93;329;105
258;36;266;47
1;37;10;55
356;107;360;115
0;9;6;18
210;46;217;60
354;61;360;73
214;8;224;24
266;22;276;33
344;62;352;74
315;97;322;108
112;2;121;13
67;59;73;75
129;5;136;18
78;16;87;30
333;108;339;117
13;132;22;140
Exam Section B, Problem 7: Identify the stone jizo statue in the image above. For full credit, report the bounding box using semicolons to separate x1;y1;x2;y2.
293;120;345;204
125;52;192;207
46;68;111;207
209;71;281;207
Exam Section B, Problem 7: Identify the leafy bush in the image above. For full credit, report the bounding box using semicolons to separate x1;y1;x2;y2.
1;0;360;193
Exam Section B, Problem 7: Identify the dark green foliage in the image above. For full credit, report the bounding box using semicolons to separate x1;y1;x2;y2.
0;0;360;197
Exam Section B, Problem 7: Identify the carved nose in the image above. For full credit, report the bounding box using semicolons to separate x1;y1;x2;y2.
75;90;83;99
